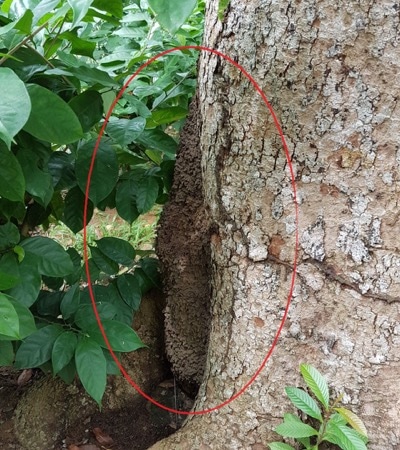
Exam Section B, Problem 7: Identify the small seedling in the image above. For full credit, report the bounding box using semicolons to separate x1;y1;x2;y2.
268;364;368;450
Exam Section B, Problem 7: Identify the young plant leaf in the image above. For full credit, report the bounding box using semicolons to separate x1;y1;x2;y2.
334;407;368;438
116;274;141;311
324;422;367;450
268;444;295;450
285;386;323;421
75;336;107;406
136;176;159;214
0;340;14;365
300;363;330;409
275;421;318;439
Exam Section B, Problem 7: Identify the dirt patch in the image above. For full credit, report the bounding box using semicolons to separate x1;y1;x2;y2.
0;367;193;450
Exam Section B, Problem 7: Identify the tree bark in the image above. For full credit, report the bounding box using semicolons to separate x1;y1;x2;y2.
151;0;400;448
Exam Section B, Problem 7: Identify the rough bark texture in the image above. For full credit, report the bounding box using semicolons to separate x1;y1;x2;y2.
156;95;212;395
150;0;400;449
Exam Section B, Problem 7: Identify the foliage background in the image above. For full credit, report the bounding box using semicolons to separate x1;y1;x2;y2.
0;0;204;405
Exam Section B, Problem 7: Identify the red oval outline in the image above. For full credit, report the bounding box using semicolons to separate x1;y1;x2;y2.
83;45;299;415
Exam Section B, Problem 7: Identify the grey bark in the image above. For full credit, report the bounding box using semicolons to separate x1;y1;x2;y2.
151;0;400;448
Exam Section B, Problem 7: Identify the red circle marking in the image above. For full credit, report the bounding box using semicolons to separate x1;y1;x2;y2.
83;45;299;415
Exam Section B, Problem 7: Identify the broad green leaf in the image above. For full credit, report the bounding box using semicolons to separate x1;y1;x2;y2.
136;176;159;214
0;222;20;252
14;9;33;33
48;151;76;191
268;444;295;450
116;274;141;311
283;413;302;423
8;297;36;339
0;340;14;365
148;0;197;34
106;116;146;146
64;248;82;286
334;408;368;438
300;363;330;409
285;386;323;421
76;140;119;206
0;271;20;290
21;236;74;277
5;252;41;307
14;324;64;368
73;302;117;332
275;421;318;439
91;0;123;18
63;186;94;233
116;178;140;224
146;106;187;128
136;128;177;155
67;0;94;27
86;319;146;352
96;237;135;266
45;65;117;87
0;142;25;202
89;246;119;275
52;331;78;374
36;291;63;318
23;84;83;144
138;257;160;289
59;30;96;57
0;68;31;148
69;90;103;132
60;283;81;320
324;422;368;450
103;348;120;375
0;293;19;338
57;358;76;384
75;336;107;405
16;148;53;207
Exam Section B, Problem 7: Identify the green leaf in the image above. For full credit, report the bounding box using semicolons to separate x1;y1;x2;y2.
300;364;330;409
268;444;296;450
16;148;53;207
76;140;119;206
57;358;76;384
13;245;25;263
148;0;197;34
73;302;117;332
14;324;64;368
0;222;20;252
63;186;94;233
0;143;25;202
324;422;368;450
285;386;323;421
23;84;83;144
146;106;188;128
0;340;14;365
0;68;31;148
92;0;123;18
21;236;74;277
115;178;140;224
48;151;76;191
5;252;41;307
103;348;120;375
45;65;117;87
275;421;318;439
52;331;78;374
68;90;103;132
67;0;94;27
60;283;81;320
0;271;20;290
0;293;19;339
75;336;107;406
8;297;36;339
136;128;177;155
116;274;141;310
96;237;135;266
86;319;146;352
59;30;96;58
106;116;146;146
14;9;33;33
136;175;159;214
89;245;119;275
334;408;368;438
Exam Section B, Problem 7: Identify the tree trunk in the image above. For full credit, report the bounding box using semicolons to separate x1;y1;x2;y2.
151;0;400;448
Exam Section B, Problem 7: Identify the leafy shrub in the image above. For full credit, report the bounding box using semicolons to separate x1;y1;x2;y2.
268;364;369;450
0;0;204;404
